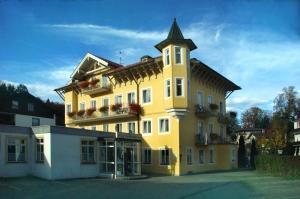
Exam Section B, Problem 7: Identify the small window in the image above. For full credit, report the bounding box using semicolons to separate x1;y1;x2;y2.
159;118;169;133
103;124;109;132
7;137;26;162
32;118;40;126
12;100;19;110
127;92;136;104
36;138;44;162
115;95;122;104
164;48;170;65
115;123;122;132
142;120;151;134
128;122;135;134
197;121;203;135
90;100;96;109
165;79;171;98
208;96;213;104
209;148;215;163
142;88;151;104
81;140;95;163
28;103;34;112
160;148;170;165
175;78;183;97
91;126;97;131
199;149;205;164
186;148;192;165
143;148;152;164
197;91;204;106
175;46;182;64
79;102;85;111
66;104;72;114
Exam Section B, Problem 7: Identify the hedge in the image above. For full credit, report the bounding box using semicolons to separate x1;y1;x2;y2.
255;155;300;178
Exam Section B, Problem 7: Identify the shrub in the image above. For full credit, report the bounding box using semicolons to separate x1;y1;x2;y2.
77;110;85;116
110;104;122;112
86;108;96;116
99;106;109;113
78;81;89;89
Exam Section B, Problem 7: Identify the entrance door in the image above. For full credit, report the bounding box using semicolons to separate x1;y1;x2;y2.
124;144;139;176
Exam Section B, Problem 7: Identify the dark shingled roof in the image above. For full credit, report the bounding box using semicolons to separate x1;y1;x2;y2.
155;18;197;52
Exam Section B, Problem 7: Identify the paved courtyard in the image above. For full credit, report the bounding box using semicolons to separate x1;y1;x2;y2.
1;171;300;199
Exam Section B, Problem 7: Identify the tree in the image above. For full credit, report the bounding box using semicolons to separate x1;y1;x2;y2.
241;107;271;129
15;84;28;93
250;139;257;169
226;111;240;141
238;136;246;168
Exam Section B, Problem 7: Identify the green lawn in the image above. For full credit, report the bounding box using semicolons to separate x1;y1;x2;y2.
1;171;300;199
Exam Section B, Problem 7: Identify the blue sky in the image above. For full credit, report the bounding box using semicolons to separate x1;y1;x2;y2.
0;0;300;115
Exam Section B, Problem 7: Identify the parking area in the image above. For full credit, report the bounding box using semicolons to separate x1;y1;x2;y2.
1;171;300;199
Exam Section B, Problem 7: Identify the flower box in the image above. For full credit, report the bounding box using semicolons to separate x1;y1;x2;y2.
89;78;99;87
110;104;122;112
78;81;89;89
67;111;76;118
209;103;219;111
86;108;96;116
99;106;109;113
77;110;85;116
129;103;142;114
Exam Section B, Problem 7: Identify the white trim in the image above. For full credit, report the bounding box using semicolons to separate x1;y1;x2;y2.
175;77;184;97
158;147;171;166
163;47;171;67
141;87;152;105
196;90;204;106
174;46;183;65
127;90;137;104
141;118;152;136
164;78;171;99
208;146;216;164
65;103;72;114
79;101;86;111
198;148;205;165
186;147;193;166
158;116;171;135
127;121;136;134
114;93;123;104
90;99;97;109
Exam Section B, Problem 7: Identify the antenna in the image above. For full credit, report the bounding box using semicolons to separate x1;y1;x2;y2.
119;51;123;65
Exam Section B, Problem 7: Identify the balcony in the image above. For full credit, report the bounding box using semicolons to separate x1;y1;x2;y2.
195;133;208;146
79;79;112;95
195;133;233;146
67;103;141;125
195;104;218;118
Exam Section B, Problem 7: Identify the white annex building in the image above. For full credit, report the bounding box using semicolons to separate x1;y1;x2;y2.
0;124;142;179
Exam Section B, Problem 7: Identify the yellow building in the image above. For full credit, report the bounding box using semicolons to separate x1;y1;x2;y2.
55;19;241;176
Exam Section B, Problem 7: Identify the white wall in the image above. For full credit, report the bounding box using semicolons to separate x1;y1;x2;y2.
0;132;31;177
15;114;55;127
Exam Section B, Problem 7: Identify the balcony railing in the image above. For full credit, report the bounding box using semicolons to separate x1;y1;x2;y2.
195;133;233;146
66;104;140;125
80;81;112;95
195;104;219;118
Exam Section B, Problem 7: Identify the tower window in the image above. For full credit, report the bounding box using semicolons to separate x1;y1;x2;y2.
165;79;171;98
164;48;170;66
175;46;182;64
175;78;184;97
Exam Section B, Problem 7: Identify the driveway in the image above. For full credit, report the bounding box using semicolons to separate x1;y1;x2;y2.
1;171;300;199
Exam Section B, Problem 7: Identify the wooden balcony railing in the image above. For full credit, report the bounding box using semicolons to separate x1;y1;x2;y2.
80;81;112;95
195;132;233;146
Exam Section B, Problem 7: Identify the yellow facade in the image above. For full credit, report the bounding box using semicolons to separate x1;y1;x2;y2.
58;20;240;176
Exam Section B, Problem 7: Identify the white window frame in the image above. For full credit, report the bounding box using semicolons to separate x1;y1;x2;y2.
199;149;205;165
209;146;216;164
164;79;171;99
103;123;109;132
142;119;152;136
127;91;136;104
81;140;96;163
158;117;170;134
91;125;97;131
208;123;213;135
142;148;152;165
36;137;44;163
115;123;122;133
79;102;85;111
197;121;204;135
196;91;204;106
174;46;183;64
186;147;193;165
114;94;123;104
90;100;96;109
159;147;170;166
208;96;213;105
66;104;72;114
6;137;27;163
141;87;152;105
175;77;184;97
164;47;170;66
128;122;136;134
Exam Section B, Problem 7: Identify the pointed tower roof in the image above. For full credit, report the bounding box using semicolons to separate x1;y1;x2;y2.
155;18;197;52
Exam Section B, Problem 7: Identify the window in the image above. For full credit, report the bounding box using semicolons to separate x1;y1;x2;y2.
90;100;96;109
165;79;171;98
160;148;170;165
208;123;213;135
208;96;213;104
197;121;204;135
91;126;97;131
159;118;169;133
115;123;122;132
142;120;151;134
28;103;34;112
142;148;151;164
66;104;72;114
102;98;109;116
209;148;215;163
81;140;95;163
219;101;224;113
128;122;135;134
32;118;40;126
103;124;109;132
175;46;182;64
115;95;122;104
175;78;183;97
186;148;192;165
199;149;205;164
232;149;236;162
12;100;19;110
142;88;151;104
197;91;204;105
7;137;26;162
127;92;136;104
164;48;170;65
220;126;224;139
36;138;44;162
102;76;109;87
79;102;85;111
